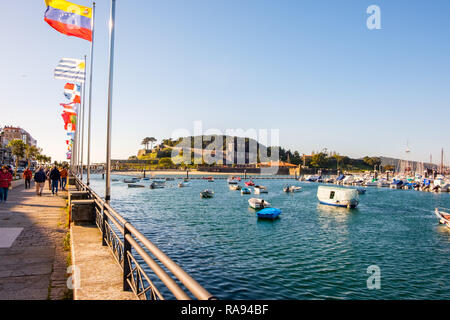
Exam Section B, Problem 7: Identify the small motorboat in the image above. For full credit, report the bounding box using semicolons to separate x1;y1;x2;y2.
245;180;255;187
283;186;302;193
178;181;190;187
229;184;242;191
128;184;145;188
356;187;366;195
200;190;214;198
142;177;150;181
150;181;165;189
165;177;175;181
434;208;450;229
112;178;119;182
254;185;268;194
317;186;359;209
248;198;271;209
124;177;140;183
377;180;390;188
241;187;251;195
390;180;404;189
227;177;239;185
257;208;281;220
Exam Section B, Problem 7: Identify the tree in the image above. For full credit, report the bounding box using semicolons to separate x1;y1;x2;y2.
310;152;328;168
363;156;382;168
158;157;174;168
141;137;151;150
24;145;41;169
7;139;26;177
148;137;157;150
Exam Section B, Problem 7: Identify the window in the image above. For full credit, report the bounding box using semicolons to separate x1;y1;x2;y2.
330;191;335;199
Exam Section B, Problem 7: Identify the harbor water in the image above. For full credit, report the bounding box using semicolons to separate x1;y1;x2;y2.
89;175;450;299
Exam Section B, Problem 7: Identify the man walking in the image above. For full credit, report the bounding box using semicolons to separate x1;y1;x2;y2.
49;165;61;195
34;167;46;196
60;166;68;191
0;166;13;203
23;168;32;189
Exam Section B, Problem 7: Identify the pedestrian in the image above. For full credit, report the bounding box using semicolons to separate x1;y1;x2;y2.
49;165;61;195
34;167;46;196
0;166;13;203
23;167;32;189
45;167;51;190
60;166;68;191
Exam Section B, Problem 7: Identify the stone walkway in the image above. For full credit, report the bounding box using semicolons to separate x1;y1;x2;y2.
0;181;70;300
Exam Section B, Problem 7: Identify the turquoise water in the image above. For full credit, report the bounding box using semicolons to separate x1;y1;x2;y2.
89;175;450;300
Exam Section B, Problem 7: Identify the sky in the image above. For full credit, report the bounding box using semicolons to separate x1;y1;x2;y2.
0;0;449;164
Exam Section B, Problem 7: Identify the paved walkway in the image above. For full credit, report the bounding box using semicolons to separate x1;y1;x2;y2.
0;181;70;300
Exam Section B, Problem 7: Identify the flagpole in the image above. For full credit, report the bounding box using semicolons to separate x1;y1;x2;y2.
105;0;116;203
80;55;87;181
87;2;96;186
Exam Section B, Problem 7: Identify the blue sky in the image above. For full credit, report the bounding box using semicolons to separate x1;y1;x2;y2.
0;0;449;164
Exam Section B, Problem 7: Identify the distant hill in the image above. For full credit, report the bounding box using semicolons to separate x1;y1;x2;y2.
377;156;437;170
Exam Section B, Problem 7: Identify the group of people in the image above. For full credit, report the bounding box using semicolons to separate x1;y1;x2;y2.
0;163;69;202
30;165;68;196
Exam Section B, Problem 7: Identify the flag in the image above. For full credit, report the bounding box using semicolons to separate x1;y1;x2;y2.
44;0;93;41
64;82;81;100
61;102;78;115
54;58;86;83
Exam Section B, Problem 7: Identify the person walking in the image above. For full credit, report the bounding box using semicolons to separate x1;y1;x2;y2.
60;166;68;191
34;167;46;196
49;165;61;195
0;166;13;203
46;168;51;191
23;168;32;189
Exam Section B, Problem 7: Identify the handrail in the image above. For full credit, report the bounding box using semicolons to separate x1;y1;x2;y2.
71;175;216;300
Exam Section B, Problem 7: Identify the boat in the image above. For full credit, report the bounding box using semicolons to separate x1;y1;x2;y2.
124;177;140;183
227;177;239;184
245;180;255;187
356;187;366;194
128;184;145;188
178;181;190;187
317;186;359;208
283;185;302;193
390;180;404;189
434;208;450;229
254;185;268;194
257;208;281;220
200;190;214;198
165;177;175;181
248;198;271;209
150;181;165;189
112;178;119;182
364;180;378;187
241;187;251;195
142;177;150;181
377;180;390;188
229;184;241;191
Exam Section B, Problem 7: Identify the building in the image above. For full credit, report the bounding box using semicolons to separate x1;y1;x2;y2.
1;126;37;147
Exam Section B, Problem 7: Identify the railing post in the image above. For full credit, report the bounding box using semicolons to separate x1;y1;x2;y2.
123;222;132;292
101;204;108;246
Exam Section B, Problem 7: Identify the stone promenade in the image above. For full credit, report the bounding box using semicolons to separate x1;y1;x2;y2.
0;180;70;300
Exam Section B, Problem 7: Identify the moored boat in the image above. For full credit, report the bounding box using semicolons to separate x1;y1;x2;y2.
178;181;190;187
200;189;214;198
434;208;450;228
124;177;140;183
245;180;255;187
257;208;281;220
317;186;359;208
254;185;268;194
229;184;242;191
128;184;145;188
150;181;165;189
248;198;271;209
283;185;302;193
241;187;251;195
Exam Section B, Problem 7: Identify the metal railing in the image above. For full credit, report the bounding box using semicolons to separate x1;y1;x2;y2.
73;176;216;300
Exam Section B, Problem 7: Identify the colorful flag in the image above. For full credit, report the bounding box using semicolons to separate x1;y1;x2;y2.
64;82;81;100
44;0;93;41
54;58;86;83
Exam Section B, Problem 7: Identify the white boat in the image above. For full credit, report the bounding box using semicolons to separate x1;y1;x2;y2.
248;198;271;209
317;186;359;208
364;180;378;187
178;181;190;187
377;180;390;188
254;185;268;194
229;184;241;191
227;178;239;184
434;208;450;229
283;186;302;193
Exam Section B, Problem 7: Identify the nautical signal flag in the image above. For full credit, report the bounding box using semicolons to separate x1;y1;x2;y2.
54;58;86;83
44;0;93;42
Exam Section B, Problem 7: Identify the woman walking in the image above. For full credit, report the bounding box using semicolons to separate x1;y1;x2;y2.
0;166;13;203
